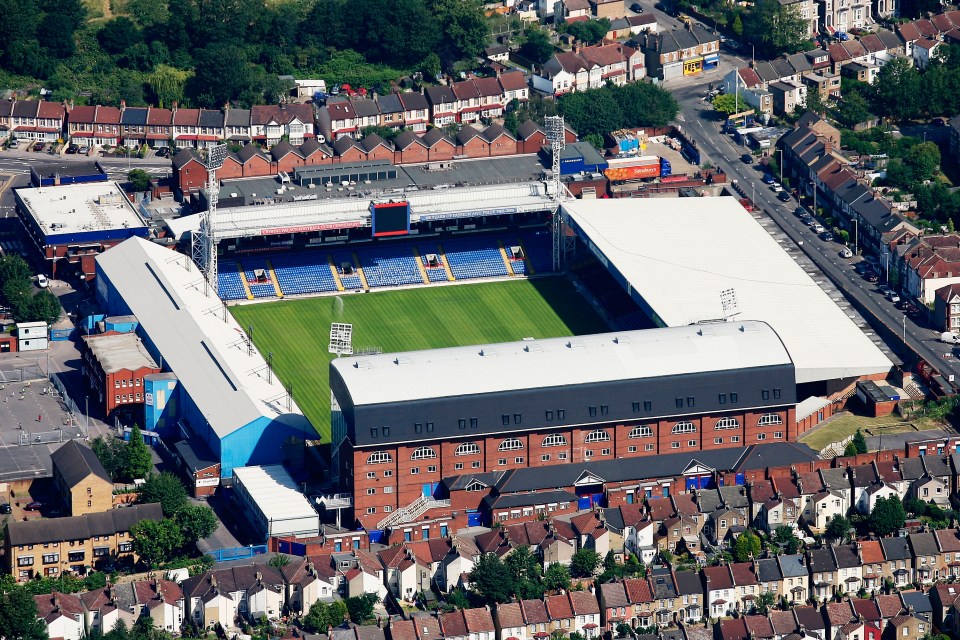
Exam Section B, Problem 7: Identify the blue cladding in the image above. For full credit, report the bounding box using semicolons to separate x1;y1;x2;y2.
46;227;149;247
219;416;308;478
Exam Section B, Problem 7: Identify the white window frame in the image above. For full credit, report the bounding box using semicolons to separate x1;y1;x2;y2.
366;451;392;464
715;417;739;430
542;434;567;447
499;438;524;451
585;430;610;443
629;425;653;438
758;413;783;426
672;421;696;434
455;442;481;456
411;446;436;460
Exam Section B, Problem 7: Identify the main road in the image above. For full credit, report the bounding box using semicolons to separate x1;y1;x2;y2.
667;82;960;384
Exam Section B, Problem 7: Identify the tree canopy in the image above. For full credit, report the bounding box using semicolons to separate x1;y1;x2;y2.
138;472;188;517
559;83;678;137
732;529;761;562
869;496;906;536
824;515;851;542
744;0;809;57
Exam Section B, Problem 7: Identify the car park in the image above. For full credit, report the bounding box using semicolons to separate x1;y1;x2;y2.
741;153;753;164
777;191;792;202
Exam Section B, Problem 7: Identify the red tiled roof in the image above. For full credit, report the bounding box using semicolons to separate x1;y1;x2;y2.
37;101;65;119
69;105;97;125
498;71;527;92
173;108;200;125
545;593;574;620
858;540;885;564
624;577;654;603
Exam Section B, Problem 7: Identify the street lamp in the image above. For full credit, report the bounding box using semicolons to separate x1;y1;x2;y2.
777;148;783;185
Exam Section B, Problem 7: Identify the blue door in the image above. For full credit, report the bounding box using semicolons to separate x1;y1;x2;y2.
467;510;481;527
578;496;592;510
626;493;634;504
423;483;433;497
662;486;670;498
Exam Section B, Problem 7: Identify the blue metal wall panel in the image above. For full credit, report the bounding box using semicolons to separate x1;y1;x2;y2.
46;227;149;247
219;416;307;478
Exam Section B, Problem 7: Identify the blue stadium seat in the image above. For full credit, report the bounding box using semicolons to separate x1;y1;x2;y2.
217;260;248;300
443;237;510;281
419;247;449;282
355;245;422;288
520;231;554;274
270;251;339;295
329;250;364;290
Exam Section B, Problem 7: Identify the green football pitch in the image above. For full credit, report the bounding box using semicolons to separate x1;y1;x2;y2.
230;277;609;442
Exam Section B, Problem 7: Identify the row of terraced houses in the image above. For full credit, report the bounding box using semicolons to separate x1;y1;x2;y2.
0;71;532;151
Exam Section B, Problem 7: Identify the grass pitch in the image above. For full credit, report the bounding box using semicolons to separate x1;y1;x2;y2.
230;277;609;441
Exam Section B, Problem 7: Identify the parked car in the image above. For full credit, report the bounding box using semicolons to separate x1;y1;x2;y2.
630;2;644;11
794;207;806;217
896;299;910;311
820;231;834;242
78;145;89;155
35;274;48;288
864;271;878;282
933;117;946;126
801;216;816;226
0;503;10;514
66;144;78;154
777;191;792;202
907;305;922;318
741;153;754;164
840;247;853;258
762;173;775;184
24;501;42;511
888;292;901;303
812;223;825;234
155;147;170;158
32;142;44;152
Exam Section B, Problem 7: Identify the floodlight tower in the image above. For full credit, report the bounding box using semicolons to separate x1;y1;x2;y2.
192;143;228;297
545;115;567;273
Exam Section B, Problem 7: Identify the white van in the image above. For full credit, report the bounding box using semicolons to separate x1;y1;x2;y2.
35;275;48;288
940;332;960;344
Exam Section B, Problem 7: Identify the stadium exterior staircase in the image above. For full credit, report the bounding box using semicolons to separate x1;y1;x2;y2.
377;494;452;530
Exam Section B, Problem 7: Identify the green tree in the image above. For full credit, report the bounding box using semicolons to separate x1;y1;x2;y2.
732;13;743;36
908;142;941;182
138;472;188;517
505;545;543;599
103;619;130;640
268;553;291;569
869;496;906;536
558;89;624;137
544;562;572;591
712;93;752;115
773;525;800;554
0;587;47;640
28;290;60;325
98;17;143;56
146;64;191;109
303;599;348;630
345;593;379;624
0;255;32;284
520;28;554;66
566;18;611;45
130;518;184;568
805;88;826;115
843;441;858;457
125;424;153;481
126;0;171;29
852;429;868;454
446;588;470;610
570;548;601;578
732;529;762;562
470;553;516;605
174;504;217;545
825;515;850;542
426;0;489;68
904;497;927;517
835;91;872;129
754;591;776;615
613;82;678;127
745;0;809;57
91;436;128;482
872;57;922;121
128;169;151;192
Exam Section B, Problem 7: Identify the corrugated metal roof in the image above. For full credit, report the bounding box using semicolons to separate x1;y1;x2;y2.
333;321;790;406
95;238;312;440
233;464;319;527
562;197;892;384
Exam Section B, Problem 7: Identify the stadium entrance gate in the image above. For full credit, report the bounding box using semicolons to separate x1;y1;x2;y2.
466;510;482;527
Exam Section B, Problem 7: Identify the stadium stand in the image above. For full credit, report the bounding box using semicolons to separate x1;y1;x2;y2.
572;258;653;331
270;251;339;296
355;244;423;288
218;261;248;301
442;236;510;280
216;232;556;301
329;250;364;290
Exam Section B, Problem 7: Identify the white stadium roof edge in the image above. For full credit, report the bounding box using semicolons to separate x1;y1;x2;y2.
165;182;557;241
95;237;312;439
561;197;892;385
332;320;791;406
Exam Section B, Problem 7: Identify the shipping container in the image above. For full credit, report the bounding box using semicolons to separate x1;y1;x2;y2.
604;156;661;181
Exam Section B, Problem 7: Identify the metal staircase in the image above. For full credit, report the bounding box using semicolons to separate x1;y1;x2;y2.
376;495;451;530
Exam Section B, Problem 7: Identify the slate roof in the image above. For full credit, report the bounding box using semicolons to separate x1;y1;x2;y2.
421;127;454;148
793;605;826;631
833;544;860;569
922;455;951;477
399;92;429;112
225;108;251;127
881;536;912;561
910;532;940;557
51;440;111;487
650;567;678;599
351;99;380;119
600;581;629;608
121;107;149;126
755;558;783;583
7;503;162;545
808;547;839;574
425;85;457;106
778;554;808;578
901;591;932;614
198;109;224;127
668;570;697;596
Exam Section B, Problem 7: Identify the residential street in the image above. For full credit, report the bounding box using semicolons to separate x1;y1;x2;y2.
670;84;960;387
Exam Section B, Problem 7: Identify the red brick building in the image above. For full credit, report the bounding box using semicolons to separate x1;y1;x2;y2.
82;332;160;419
330;322;798;532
